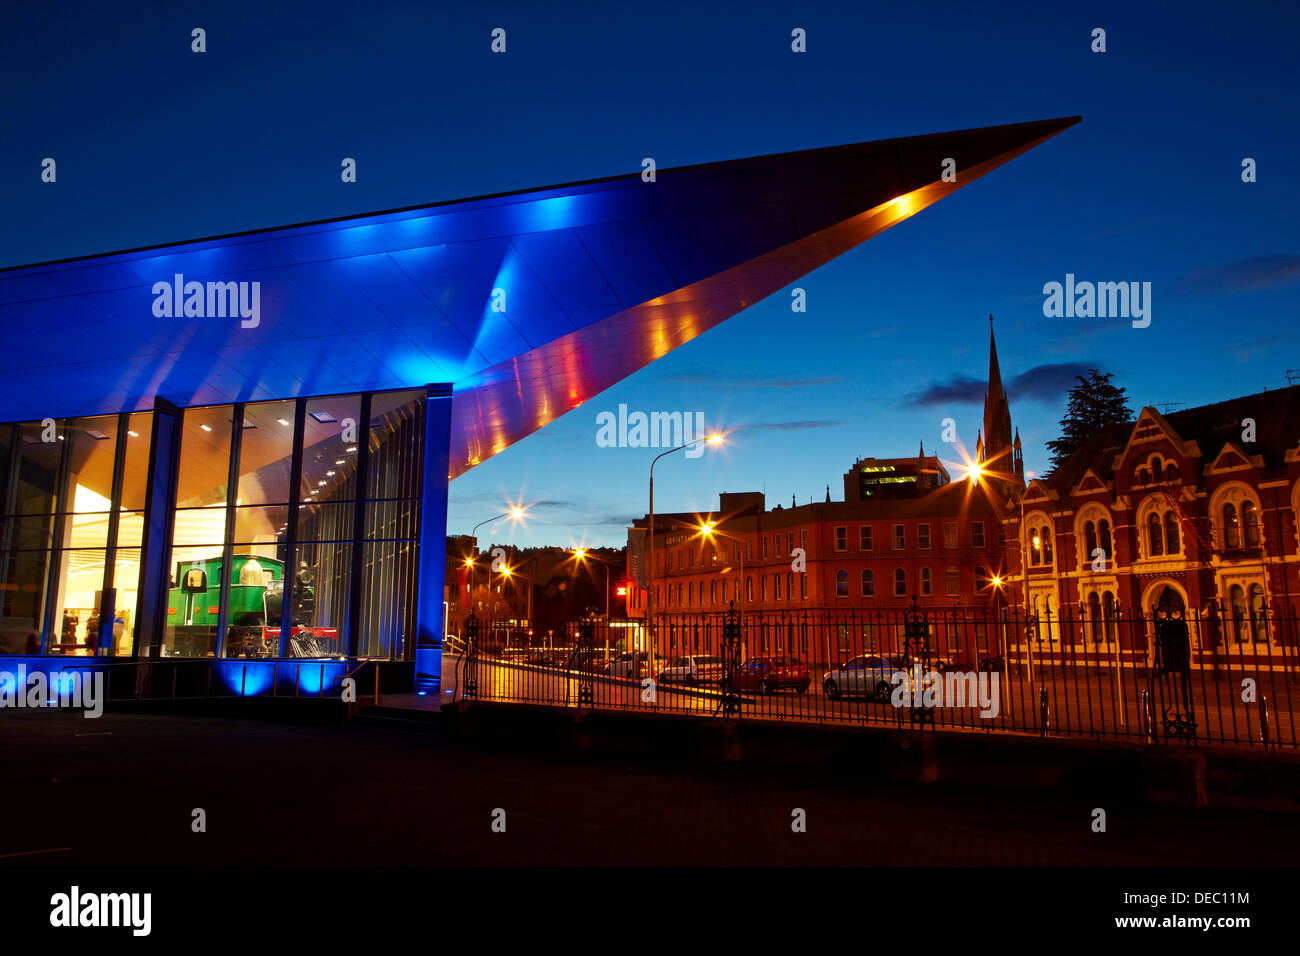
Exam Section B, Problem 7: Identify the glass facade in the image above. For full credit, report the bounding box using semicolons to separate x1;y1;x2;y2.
0;389;425;661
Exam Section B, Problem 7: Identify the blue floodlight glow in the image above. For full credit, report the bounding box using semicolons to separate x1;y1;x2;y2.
217;661;275;696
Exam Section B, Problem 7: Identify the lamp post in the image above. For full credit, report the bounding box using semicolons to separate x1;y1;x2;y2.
647;434;723;658
467;505;527;616
570;548;616;620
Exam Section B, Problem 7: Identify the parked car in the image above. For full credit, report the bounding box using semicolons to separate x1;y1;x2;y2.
523;649;564;667
604;651;661;679
734;656;810;695
822;655;911;700
657;655;725;685
567;648;613;673
498;646;532;663
978;655;1005;672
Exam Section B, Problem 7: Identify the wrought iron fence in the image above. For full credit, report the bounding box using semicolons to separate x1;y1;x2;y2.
444;597;1300;749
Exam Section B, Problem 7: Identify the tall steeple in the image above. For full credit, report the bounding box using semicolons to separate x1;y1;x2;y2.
982;314;1015;477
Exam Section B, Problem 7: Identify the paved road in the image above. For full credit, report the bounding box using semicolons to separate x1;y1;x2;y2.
440;652;1300;748
2;709;1298;867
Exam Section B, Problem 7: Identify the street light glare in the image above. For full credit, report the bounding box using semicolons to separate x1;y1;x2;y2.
706;434;723;444
966;461;984;484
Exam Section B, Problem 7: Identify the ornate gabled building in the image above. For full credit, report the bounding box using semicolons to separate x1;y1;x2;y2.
1004;386;1300;660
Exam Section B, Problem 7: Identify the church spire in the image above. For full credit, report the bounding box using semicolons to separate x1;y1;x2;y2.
982;314;1014;474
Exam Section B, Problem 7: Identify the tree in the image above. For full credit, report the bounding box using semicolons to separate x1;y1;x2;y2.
1045;369;1133;473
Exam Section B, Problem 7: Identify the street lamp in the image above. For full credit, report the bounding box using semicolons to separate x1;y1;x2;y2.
698;521;744;613
467;504;529;615
647;434;724;656
569;547;617;620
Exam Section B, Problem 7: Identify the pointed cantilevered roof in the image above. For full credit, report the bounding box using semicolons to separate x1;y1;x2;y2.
0;115;1079;478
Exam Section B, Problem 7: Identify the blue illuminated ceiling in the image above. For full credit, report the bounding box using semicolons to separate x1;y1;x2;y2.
0;116;1078;477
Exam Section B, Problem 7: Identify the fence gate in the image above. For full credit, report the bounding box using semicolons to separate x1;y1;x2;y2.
902;596;933;729
1150;587;1196;746
462;612;480;698
718;602;743;717
577;616;595;706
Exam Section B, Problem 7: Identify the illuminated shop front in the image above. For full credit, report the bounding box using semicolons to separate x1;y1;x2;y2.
0;389;431;661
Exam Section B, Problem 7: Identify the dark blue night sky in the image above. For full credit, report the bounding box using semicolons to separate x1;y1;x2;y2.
4;0;1297;546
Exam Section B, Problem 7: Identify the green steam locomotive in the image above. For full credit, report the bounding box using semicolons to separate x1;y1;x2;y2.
167;554;334;657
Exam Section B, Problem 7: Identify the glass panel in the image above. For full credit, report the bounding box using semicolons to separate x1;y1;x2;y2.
281;540;352;658
172;506;228;547
107;547;142;657
49;549;107;657
366;390;424;500
357;539;419;659
364;497;420;540
164;544;224;657
176;405;232;509
117;512;145;549
0;551;51;653
13;420;63;516
236;400;295;505
120;412;154;512
302;395;361;501
234;505;290;544
295;502;355;543
63;415;118;515
223;544;288;659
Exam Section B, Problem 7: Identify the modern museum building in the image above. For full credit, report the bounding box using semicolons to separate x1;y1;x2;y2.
0;116;1077;694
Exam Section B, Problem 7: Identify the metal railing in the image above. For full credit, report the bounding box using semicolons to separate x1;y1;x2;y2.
443;601;1299;749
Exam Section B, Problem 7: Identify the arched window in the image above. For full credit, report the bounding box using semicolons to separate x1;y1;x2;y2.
835;569;848;598
861;569;874;597
1103;591;1118;643
774;574;782;600
1249;583;1268;643
746;576;754;602
787;572;793;601
710;580;716;604
1100;520;1112;562
1230;584;1248;642
1223;503;1241;549
1029;528;1041;566
688;581;694;606
1147;512;1164;556
1084;521;1098;562
1088;592;1103;643
920;567;932;596
893;568;906;596
1242;500;1260;548
1042;528;1053;563
1164;512;1180;554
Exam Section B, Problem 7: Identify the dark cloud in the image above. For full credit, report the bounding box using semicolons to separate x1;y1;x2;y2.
1007;362;1094;402
903;363;1093;408
1173;255;1300;295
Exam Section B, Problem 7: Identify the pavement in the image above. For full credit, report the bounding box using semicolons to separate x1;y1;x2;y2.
2;708;1299;867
